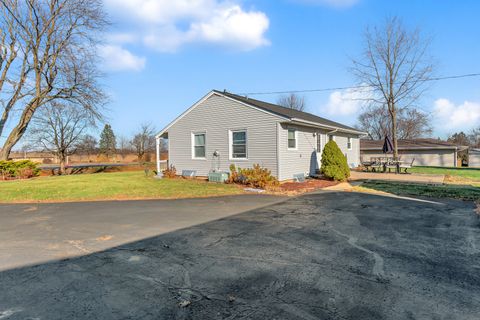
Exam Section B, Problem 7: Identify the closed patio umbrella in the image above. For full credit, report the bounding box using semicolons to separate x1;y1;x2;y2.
382;136;394;154
382;136;399;173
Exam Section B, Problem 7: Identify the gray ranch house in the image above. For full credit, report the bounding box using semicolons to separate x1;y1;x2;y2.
156;90;365;181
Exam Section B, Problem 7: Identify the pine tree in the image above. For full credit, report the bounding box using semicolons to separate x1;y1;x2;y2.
99;124;116;157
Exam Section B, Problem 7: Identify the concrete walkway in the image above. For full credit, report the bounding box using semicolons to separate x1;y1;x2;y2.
350;171;445;184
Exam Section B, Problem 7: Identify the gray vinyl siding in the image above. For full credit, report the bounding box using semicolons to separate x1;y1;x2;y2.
332;132;361;168
167;93;283;177
278;124;317;181
468;150;480;168
360;149;456;167
278;124;361;181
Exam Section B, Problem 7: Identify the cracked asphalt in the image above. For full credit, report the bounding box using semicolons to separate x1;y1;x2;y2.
0;191;479;319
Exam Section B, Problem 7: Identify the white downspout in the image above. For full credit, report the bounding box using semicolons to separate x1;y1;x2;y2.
326;129;338;136
156;137;163;178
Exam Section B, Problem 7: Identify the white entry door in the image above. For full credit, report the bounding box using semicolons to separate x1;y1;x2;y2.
316;133;323;168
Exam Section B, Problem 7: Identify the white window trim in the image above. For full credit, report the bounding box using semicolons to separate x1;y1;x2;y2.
347;137;352;150
287;128;298;151
229;129;248;160
191;131;207;160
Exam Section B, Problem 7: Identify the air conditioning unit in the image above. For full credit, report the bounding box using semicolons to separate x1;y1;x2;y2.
208;171;229;183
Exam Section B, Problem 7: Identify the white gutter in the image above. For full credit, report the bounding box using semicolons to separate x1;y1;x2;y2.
362;147;459;151
289;118;367;136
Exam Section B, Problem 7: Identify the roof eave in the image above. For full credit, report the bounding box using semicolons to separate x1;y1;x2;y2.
361;146;460;151
289;118;367;136
155;90;218;138
156;90;292;138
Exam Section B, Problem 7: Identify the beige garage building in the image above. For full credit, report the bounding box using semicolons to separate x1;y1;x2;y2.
360;139;464;167
469;149;480;168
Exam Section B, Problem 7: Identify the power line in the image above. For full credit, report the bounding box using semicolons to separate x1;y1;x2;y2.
240;72;480;96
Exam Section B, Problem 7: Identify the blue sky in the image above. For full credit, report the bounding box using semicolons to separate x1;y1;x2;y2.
100;0;480;139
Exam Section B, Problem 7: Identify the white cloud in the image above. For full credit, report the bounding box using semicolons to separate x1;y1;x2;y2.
292;0;359;8
107;33;139;45
104;0;270;52
433;98;480;131
324;87;372;116
99;45;146;72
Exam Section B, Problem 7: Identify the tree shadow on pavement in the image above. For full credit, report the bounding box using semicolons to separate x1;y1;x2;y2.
0;192;479;320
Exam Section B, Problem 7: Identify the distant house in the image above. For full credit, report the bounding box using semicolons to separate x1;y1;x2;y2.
9;151;57;163
360;139;467;167
469;149;480;168
156;90;365;181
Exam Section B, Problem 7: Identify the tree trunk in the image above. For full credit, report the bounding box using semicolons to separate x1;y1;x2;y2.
390;102;399;173
0;133;18;160
0;101;39;160
59;155;67;175
391;114;398;160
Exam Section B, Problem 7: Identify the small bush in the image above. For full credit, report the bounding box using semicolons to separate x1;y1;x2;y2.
0;160;40;180
320;141;350;181
162;165;177;178
228;164;279;189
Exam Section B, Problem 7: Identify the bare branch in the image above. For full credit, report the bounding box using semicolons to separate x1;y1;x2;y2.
350;16;435;158
277;93;306;112
0;0;108;159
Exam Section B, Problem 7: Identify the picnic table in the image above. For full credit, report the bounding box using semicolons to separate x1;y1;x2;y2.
362;157;413;174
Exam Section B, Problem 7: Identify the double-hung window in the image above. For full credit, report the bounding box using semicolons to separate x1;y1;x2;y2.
288;129;297;149
347;137;352;150
328;134;334;142
192;132;206;159
231;130;247;159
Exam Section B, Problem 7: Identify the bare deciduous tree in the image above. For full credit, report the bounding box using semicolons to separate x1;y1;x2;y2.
29;102;96;174
356;105;390;140
277;93;306;111
398;108;432;140
447;132;471;146
357;105;432;140
117;135;132;160
131;123;156;162
0;0;107;160
351;16;434;159
469;128;480;148
77;134;97;156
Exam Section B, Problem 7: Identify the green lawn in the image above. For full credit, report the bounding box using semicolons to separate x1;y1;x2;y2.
0;171;244;203
410;166;480;179
410;166;480;186
360;181;480;201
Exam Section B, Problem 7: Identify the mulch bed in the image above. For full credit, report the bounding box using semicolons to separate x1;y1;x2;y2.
280;179;339;193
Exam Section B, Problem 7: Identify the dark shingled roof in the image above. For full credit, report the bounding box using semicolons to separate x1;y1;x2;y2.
215;90;363;133
361;139;461;150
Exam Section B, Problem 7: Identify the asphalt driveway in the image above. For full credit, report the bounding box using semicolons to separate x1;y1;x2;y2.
0;195;285;271
0;192;479;319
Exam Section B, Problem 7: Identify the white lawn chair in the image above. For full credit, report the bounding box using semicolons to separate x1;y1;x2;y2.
371;162;384;173
399;158;415;173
